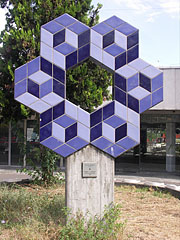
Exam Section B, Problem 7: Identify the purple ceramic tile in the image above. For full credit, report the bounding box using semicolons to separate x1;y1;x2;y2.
104;43;125;56
54;144;75;157
92;137;113;150
65;123;77;142
140;73;151;92
105;144;125;158
90;108;102;127
78;29;90;48
40;108;52;127
55;13;76;27
40;122;52;142
28;79;39;98
54;115;76;128
103;30;114;48
128;94;139;113
116;23;138;36
53;29;65;47
28;57;40;76
15;64;27;84
42;20;64;34
127;73;138;91
127;108;140;127
78;44;90;62
117;137;137;149
92;22;113;35
15;93;38;107
127;31;139;49
114;87;127;106
152;87;163;107
103;102;114;120
41;136;63;150
53;64;65;84
140;94;151;113
128;58;149;71
53;101;65;120
53;79;65;98
104;115;126;128
42;93;64;106
129;86;150;100
41;57;52;76
90;123;102;141
115;123;127;142
151;72;163;92
115;52;126;70
65;100;77;120
55;42;76;55
115;100;127;121
104;16;125;28
29;100;51;113
40;79;52;98
67;137;88;150
127;44;139;63
68;21;89;34
66;51;77;69
14;79;27;98
115;73;126;91
29;71;51;84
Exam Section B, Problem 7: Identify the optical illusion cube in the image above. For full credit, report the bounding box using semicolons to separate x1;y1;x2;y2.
14;14;163;158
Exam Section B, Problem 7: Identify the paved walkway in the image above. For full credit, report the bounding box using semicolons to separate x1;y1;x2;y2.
0;168;180;193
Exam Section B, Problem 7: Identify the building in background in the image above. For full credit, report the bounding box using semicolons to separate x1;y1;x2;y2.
0;67;180;173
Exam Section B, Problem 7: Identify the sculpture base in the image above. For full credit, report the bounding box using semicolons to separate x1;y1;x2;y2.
65;144;114;217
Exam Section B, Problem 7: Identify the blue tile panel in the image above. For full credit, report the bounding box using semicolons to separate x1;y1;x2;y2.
14;13;163;158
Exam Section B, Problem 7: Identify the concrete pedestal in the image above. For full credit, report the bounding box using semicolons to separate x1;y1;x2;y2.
166;122;176;172
65;145;114;217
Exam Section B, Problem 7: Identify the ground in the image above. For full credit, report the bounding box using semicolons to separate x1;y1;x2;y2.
0;183;179;239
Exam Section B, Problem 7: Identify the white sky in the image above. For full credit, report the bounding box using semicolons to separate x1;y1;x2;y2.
0;0;179;67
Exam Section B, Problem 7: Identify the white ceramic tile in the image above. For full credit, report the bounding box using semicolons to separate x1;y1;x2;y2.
115;101;127;120
65;100;77;120
103;51;114;70
129;86;150;100
66;29;78;48
90;43;103;63
29;99;51;113
77;122;90;142
127;123;140;142
128;58;150;71
91;29;102;49
127;108;140;127
102;122;115;143
77;107;90;127
15;93;38;106
40;42;53;62
116;65;137;78
42;93;64;106
52;122;65;142
41;28;53;48
29;71;51;84
115;30;127;50
53;49;65;70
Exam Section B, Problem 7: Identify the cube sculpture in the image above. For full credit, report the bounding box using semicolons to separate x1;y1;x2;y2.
14;14;163;158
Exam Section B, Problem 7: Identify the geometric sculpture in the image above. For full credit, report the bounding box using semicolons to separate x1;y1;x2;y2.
14;14;163;158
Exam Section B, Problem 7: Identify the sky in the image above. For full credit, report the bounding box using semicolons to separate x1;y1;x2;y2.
0;0;179;67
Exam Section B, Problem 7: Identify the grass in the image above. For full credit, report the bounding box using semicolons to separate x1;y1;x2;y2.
0;183;179;240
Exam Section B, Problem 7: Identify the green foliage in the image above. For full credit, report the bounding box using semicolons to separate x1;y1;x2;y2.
18;145;65;185
0;0;111;123
59;204;124;240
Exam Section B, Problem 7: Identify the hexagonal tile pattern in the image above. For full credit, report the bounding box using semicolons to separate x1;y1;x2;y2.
14;14;163;158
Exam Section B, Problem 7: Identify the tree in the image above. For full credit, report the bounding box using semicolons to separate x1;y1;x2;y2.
0;0;112;123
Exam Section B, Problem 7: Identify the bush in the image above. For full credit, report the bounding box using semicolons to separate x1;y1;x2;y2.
58;204;124;240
